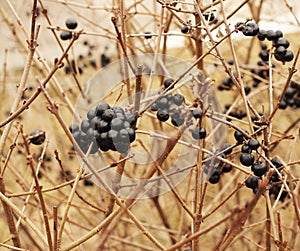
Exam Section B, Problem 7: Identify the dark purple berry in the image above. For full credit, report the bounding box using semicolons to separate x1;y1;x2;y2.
81;119;90;133
266;30;277;41
173;94;184;106
257;30;267;41
60;31;72;40
29;129;46;145
248;139;260;150
240;153;255;166
241;144;251;153
181;26;189;34
101;109;115;122
192;108;203;119
251;161;267;176
222;164;232;173
221;143;232;155
157;110;169;122
144;32;152;39
65;18;78;29
275;37;289;48
164;78;174;89
245;175;259;189
282;50;294;62
191;127;206;140
234;130;246;143
95;102;110;117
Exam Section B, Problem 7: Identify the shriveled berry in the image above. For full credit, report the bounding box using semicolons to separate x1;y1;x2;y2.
240;153;254;166
204;12;215;22
248;139;260;150
65;18;78;29
29;130;46;145
192;108;203;119
101;54;110;67
245;175;259;189
244;86;251;95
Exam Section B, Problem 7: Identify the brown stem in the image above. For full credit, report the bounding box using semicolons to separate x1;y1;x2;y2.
20;128;53;251
0;176;21;248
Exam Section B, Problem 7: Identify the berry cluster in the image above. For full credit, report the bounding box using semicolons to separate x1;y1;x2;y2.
237;21;259;36
60;18;78;41
151;78;185;126
257;30;294;63
204;143;233;184
246;157;289;202
279;83;300;109
70;103;137;154
150;78;207;140
237;21;294;63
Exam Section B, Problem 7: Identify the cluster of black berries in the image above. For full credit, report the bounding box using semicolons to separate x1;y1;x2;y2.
204;143;233;184
237;21;259;36
151;78;185;126
279;83;300;109
70;103;137;154
237;21;294;64
246;157;289;202
257;29;294;63
60;18;78;41
150;78;207;140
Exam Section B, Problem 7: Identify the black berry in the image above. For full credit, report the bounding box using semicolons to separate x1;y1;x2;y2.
240;153;255;166
29;130;46;145
60;31;72;40
65;18;78;29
